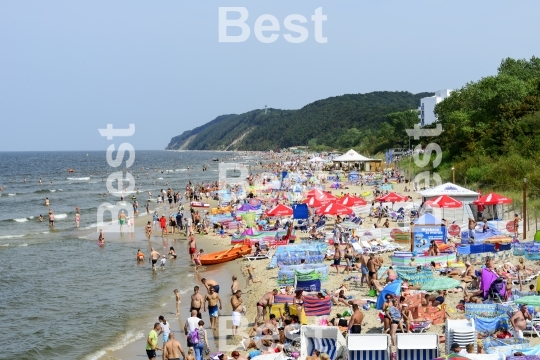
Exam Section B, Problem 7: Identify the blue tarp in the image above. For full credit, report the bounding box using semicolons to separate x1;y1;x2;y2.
457;243;512;255
461;227;503;243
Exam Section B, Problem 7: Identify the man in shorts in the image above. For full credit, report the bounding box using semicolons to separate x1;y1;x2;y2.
145;322;162;360
118;210;126;232
231;290;243;336
160;214;168;236
333;243;342;274
201;278;220;294
204;285;222;330
149;248;161;271
162;332;186;360
190;286;203;319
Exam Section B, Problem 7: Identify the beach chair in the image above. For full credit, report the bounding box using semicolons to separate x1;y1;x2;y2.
299;326;346;360
395;333;439;360
380;239;405;251
361;240;376;254
347;334;391;360
244;248;273;261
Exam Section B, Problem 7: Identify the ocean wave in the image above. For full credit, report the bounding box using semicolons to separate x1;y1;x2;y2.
54;213;68;219
18;243;28;247
157;177;164;180
67;177;90;181
8;193;16;196
49;189;56;192
29;216;34;219
83;329;144;360
0;234;25;239
0;243;9;247
14;218;28;223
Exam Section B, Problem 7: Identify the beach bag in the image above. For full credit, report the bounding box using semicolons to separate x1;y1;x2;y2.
188;328;199;344
299;307;308;325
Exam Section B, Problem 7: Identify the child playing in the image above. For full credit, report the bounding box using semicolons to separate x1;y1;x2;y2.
194;249;204;272
160;254;166;269
174;289;181;316
186;348;195;360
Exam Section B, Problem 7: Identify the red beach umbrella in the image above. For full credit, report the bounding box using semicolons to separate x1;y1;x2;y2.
303;197;322;208
473;192;512;206
376;192;407;203
424;195;462;208
316;202;353;216
337;194;367;207
266;204;293;217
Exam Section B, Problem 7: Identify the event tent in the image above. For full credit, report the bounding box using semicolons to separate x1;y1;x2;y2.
418;182;479;202
332;149;382;171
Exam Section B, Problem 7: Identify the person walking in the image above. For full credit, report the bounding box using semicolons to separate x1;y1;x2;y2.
193;320;208;360
145;322;162;360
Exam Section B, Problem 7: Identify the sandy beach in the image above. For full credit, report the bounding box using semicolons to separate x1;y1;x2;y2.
94;170;540;360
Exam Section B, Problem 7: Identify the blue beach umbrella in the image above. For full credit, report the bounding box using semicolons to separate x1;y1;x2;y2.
376;280;402;309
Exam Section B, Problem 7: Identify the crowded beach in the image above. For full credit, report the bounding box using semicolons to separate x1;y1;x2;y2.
127;150;540;360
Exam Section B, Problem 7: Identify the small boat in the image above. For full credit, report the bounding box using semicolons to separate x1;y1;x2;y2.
199;244;252;265
190;202;210;208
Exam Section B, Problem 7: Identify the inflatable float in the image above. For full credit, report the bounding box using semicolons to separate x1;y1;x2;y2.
199;243;251;265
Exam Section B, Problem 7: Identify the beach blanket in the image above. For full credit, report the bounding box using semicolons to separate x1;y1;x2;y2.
465;303;513;336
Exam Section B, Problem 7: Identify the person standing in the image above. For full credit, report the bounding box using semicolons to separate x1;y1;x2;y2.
347;303;364;334
231;290;243;336
243;263;262;287
193;320;208;360
231;276;239;294
48;209;55;227
145;221;153;240
160;215;168;236
333;243;342;274
190;286;203;319
163;332;186;360
203;285;222;330
201;278;219;294
159;315;171;345
149;248;161;271
188;236;197;262
146;322;162;360
75;211;80;228
184;309;201;348
174;289;182;316
118;210;126;232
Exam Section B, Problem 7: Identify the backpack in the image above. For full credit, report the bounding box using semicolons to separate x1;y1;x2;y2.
188;328;199;344
488;277;506;300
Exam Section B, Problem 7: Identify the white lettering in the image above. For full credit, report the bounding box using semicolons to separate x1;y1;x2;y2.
106;171;136;194
413;143;442;168
311;7;327;43
283;14;308;43
106;143;135;168
254;14;280;43
98;124;135;140
219;7;250;43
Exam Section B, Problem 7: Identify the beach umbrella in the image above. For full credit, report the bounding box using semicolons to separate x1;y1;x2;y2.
421;277;462;291
303;196;322;208
265;204;293;217
376;192;407;203
473;192;512;205
514;296;540;306
306;188;325;197
337;194;367;207
316;202;353;216
425;195;462;208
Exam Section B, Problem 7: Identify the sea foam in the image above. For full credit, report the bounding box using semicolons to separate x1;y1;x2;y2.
67;177;90;181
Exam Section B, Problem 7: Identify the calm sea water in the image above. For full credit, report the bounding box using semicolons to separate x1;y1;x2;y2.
0;150;259;360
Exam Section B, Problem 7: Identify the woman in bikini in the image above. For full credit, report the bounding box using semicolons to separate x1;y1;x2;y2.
293;290;305;313
169;246;177;259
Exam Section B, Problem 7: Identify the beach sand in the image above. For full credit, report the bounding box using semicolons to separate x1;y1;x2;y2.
100;180;540;359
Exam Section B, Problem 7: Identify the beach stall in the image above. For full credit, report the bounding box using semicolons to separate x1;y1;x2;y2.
419;182;480;223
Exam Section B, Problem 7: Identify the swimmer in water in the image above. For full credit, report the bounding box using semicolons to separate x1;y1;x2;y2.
38;214;43;222
98;229;105;245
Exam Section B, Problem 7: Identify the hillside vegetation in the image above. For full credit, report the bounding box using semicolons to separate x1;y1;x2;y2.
405;56;540;199
166;91;431;152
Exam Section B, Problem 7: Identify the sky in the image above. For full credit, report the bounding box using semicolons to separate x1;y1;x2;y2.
1;0;539;151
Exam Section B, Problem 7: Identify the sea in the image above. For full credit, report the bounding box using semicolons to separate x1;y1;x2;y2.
0;150;260;360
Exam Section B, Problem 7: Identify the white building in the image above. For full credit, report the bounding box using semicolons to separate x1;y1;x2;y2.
418;89;453;126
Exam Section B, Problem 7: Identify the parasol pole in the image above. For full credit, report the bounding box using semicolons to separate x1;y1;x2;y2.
524;178;527;240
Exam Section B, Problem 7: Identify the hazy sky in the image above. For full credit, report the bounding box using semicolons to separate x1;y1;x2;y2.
1;0;539;151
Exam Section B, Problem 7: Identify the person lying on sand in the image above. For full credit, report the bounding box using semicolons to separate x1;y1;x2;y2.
448;262;476;282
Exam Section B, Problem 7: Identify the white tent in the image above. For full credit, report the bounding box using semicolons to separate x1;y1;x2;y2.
332;149;373;162
308;157;326;163
418;182;479;203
